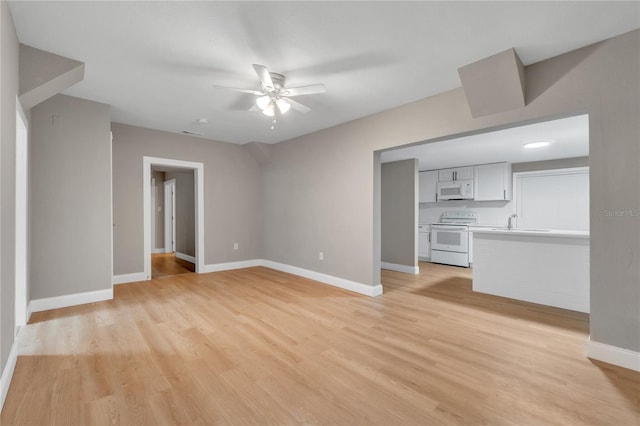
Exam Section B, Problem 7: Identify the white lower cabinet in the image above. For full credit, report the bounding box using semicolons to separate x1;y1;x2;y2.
418;225;430;259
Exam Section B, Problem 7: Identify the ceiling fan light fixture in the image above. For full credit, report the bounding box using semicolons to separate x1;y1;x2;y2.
262;102;275;117
256;95;271;110
276;98;291;114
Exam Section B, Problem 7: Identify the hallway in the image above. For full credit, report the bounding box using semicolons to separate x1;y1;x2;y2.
151;253;195;278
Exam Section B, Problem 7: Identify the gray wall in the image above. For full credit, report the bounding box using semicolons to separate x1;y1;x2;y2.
30;94;112;299
152;170;164;250
263;134;375;279
263;30;640;353
512;156;589;173
165;171;195;257
381;159;417;267
0;0;20;372
111;123;262;274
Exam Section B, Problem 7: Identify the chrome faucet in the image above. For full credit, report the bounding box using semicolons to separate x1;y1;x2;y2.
507;214;518;230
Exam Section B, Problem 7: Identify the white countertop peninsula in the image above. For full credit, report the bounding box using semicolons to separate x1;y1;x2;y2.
470;226;589;238
471;228;590;313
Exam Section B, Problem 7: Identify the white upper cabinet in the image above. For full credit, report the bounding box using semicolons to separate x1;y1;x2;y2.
438;166;474;182
438;168;455;182
418;170;438;203
455;166;474;181
474;162;512;201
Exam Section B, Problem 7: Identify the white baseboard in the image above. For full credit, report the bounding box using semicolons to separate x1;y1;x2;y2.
112;272;147;285
203;259;382;297
203;259;263;273
29;288;113;314
151;248;165;254
381;261;419;275
26;303;33;324
587;339;640;371
263;260;383;297
175;252;196;264
0;328;20;413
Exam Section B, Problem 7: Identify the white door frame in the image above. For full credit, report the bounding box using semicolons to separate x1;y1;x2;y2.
143;157;204;279
15;99;28;329
163;179;176;253
150;177;156;251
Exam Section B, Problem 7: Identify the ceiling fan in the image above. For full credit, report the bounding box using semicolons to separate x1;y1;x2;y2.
215;64;326;127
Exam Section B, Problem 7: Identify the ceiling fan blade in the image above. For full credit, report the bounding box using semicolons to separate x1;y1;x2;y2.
248;105;260;112
253;64;274;91
213;85;263;96
282;84;327;97
285;98;311;113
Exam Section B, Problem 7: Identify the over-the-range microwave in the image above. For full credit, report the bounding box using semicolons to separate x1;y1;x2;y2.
437;180;474;200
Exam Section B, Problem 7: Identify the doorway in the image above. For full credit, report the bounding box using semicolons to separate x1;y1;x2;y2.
375;113;589;289
151;174;196;278
143;157;204;280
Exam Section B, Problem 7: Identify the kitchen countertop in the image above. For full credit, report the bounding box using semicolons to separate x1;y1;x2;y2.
472;227;590;312
470;226;589;238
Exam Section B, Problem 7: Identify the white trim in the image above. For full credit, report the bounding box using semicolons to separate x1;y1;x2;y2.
0;328;21;412
381;261;419;275
28;288;113;313
175;252;196;264
203;259;263;273
202;259;383;297
587;339;640;372
143;157;205;280
151;248;165;254
262;260;383;297
112;272;147;285
151;176;156;250
14;98;29;329
109;131;114;292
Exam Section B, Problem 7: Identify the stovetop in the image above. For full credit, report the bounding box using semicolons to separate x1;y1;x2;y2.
433;211;478;226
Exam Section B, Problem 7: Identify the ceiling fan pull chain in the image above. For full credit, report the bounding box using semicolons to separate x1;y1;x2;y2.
271;117;276;131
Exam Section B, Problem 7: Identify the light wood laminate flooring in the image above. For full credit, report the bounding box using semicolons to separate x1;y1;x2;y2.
2;262;638;425
152;252;195;278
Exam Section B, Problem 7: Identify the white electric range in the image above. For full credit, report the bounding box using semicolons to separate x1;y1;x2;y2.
430;211;477;267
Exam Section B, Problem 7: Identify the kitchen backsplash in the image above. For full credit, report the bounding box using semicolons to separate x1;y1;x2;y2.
419;200;514;226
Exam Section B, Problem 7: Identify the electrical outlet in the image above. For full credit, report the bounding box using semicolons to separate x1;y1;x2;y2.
233;243;239;250
319;251;324;261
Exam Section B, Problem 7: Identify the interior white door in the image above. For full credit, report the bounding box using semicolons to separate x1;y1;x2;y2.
164;179;176;253
150;177;156;251
15;104;28;329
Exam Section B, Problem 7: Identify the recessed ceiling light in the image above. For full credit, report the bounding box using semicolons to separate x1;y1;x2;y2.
523;141;551;149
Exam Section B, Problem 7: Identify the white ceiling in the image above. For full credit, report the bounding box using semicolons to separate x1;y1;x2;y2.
381;114;589;170
8;1;639;145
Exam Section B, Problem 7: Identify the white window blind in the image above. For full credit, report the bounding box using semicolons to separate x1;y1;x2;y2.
514;167;589;231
